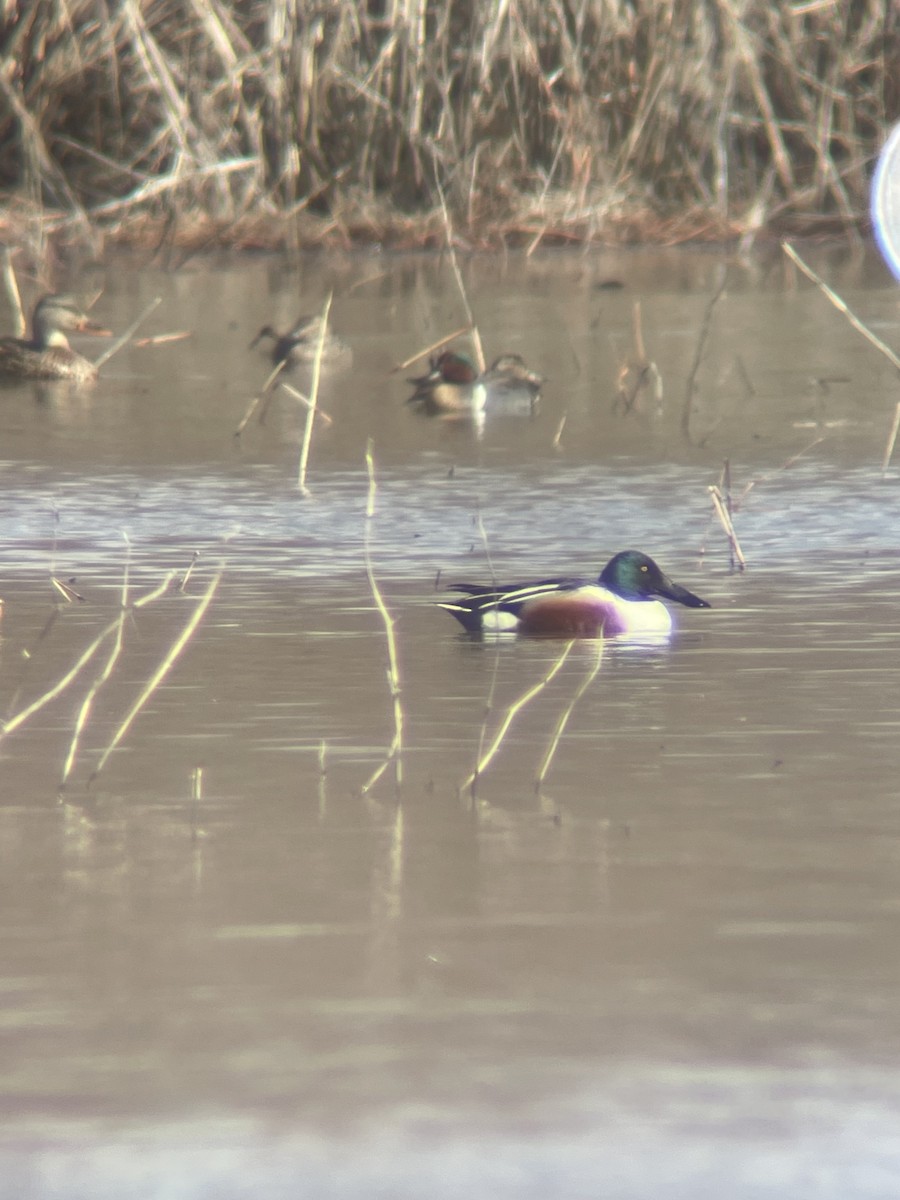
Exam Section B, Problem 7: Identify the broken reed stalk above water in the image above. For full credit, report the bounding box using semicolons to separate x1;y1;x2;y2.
709;484;746;571
2;2;894;253
705;437;829;570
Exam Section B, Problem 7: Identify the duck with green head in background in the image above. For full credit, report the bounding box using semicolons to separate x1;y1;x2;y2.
407;350;542;415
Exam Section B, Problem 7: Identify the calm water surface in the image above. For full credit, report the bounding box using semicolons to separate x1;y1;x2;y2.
2;247;900;1198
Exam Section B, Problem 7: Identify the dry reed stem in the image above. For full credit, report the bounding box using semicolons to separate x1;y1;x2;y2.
434;173;486;372
473;509;499;588
5;608;63;720
881;403;900;475
180;550;201;593
85;159;256;223
719;458;739;573
383;804;405;923
318;740;328;820
722;458;733;519
0;570;175;740
280;381;334;426
0;3;890;251
393;325;473;373
235;356;293;437
782;243;900;373
464;512;503;799
469;642;503;807
60;537;132;786
616;300;663;414
124;573;178;615
234;390;266;437
51;577;86;603
460;642;574;797
1;626;111;740
297;292;333;495
782;241;900;470
742;436;827;499
723;2;794;194
360;440;404;796
0;65;93;247
91;563;223;782
93;296;162;371
133;331;192;347
1;248;25;337
261;357;290;394
709;484;746;569
535;638;604;791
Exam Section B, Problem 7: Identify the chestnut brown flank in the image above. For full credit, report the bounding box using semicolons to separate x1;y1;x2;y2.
517;596;620;639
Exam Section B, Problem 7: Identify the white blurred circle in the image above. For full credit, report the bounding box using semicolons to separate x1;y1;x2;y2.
872;123;900;280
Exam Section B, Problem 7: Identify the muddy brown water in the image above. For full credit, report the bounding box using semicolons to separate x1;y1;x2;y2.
2;247;900;1198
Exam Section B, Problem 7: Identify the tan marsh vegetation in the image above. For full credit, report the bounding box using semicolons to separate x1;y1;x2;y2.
0;0;897;252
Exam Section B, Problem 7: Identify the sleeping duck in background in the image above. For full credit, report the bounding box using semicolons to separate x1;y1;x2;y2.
407;350;543;416
0;294;112;383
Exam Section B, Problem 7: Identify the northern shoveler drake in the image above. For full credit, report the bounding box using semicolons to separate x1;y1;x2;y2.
439;550;710;637
407;351;543;415
0;294;112;383
250;316;352;368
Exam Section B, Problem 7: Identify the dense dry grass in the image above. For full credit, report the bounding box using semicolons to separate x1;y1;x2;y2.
0;0;897;254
